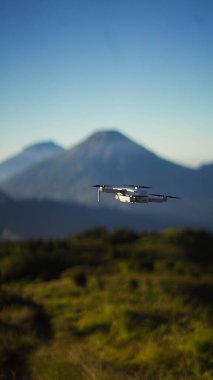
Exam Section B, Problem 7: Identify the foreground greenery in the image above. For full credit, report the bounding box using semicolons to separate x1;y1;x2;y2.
0;228;213;380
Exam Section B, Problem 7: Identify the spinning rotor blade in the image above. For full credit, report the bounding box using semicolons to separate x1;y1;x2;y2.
150;193;180;199
166;195;181;199
150;193;165;197
123;184;152;189
92;185;105;188
92;184;112;188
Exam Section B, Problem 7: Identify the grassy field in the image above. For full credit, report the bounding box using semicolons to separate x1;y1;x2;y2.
0;228;213;380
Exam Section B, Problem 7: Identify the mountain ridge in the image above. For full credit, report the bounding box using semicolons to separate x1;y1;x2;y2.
0;130;212;231
0;130;199;202
0;141;64;182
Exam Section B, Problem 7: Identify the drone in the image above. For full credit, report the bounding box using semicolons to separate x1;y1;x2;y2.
92;184;180;204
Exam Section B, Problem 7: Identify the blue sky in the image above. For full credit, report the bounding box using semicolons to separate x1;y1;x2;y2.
0;0;213;167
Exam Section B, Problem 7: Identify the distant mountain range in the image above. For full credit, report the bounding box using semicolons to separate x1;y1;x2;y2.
0;141;64;181
0;130;212;201
0;191;177;240
0;130;212;234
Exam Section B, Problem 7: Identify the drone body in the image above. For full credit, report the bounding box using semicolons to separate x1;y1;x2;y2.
92;185;180;204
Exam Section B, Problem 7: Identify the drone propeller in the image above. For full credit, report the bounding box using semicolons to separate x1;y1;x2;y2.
123;184;152;189
150;193;180;199
92;184;112;188
166;195;180;199
92;184;151;189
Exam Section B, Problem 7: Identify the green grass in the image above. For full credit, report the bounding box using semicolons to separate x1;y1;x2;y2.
0;228;213;379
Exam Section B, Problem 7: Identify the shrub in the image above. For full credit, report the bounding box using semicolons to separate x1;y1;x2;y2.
72;269;87;288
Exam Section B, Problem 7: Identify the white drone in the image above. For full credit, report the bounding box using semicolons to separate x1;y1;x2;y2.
92;184;180;204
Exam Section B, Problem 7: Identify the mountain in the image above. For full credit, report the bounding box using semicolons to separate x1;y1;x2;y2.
0;141;64;181
0;130;212;231
199;162;213;172
0;130;200;201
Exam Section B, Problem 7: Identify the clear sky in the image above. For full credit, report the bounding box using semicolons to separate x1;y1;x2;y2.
0;0;213;167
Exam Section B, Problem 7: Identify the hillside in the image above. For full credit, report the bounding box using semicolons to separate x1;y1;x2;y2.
1;229;213;380
0;141;64;181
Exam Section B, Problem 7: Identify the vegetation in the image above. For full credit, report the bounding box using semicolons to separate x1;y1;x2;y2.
0;228;213;380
